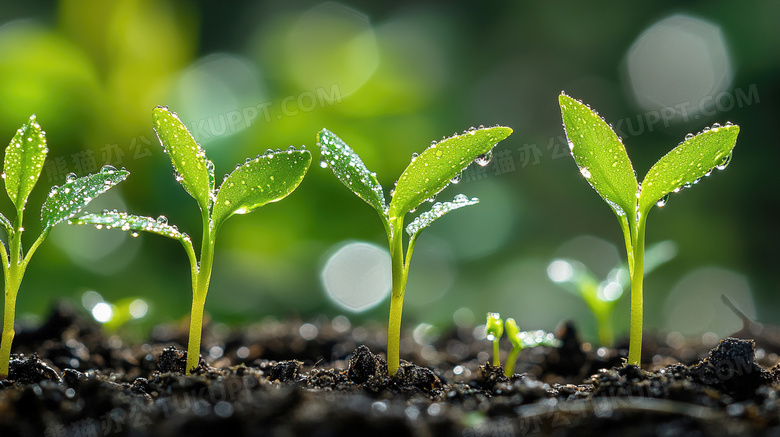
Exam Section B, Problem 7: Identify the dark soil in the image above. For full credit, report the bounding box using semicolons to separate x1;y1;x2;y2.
3;302;780;436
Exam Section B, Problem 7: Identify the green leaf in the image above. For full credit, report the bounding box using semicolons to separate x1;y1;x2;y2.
559;94;638;219
486;312;503;340
389;126;512;218
73;211;188;241
3;114;48;211
41;166;129;231
318;129;387;217
152;106;213;212
212;149;312;229
638;124;739;214
405;194;479;239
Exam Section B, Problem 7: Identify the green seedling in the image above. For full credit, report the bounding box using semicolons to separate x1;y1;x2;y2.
0;115;128;379
503;318;560;377
74;106;311;374
559;93;739;366
486;312;503;367
319;126;512;375
547;240;677;346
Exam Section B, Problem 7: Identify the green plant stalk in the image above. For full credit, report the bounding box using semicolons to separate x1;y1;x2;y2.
387;216;415;376
0;213;46;379
493;340;501;367
184;212;216;375
627;215;647;366
504;346;521;376
594;307;614;348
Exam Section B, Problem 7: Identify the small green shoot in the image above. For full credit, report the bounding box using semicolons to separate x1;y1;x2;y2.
486;312;503;367
319;126;512;375
503;318;560;377
74;106;311;374
547;240;677;346
559;93;739;366
1;115;128;379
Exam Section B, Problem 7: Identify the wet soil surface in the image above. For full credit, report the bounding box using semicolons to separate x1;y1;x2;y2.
3;303;780;436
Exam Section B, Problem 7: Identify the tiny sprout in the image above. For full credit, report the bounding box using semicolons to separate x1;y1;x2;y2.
483;313;561;376
503;319;561;377
559;93;739;366
504;318;522;375
319;126;512;375
486;312;504;367
73;106;311;374
0;116;128;379
547;241;677;347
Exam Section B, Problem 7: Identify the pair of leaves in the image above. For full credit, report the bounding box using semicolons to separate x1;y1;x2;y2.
318;126;512;239
151;106;311;230
559;93;739;220
77;107;312;240
0;115;129;235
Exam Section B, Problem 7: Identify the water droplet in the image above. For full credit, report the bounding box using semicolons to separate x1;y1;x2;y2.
712;122;721;129
287;145;297;152
580;167;591;179
453;194;469;203
156;215;168;225
474;151;493;167
450;173;461;184
410;152;419;163
716;153;732;171
65;173;77;183
245;157;252;164
656;193;670;208
684;133;694;141
320;160;328;168
100;164;117;173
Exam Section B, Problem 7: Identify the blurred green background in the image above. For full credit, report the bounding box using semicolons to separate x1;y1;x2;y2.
1;0;778;343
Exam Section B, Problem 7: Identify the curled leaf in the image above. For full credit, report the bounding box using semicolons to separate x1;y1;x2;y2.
74;211;188;241
405;194;479;239
41;166;129;231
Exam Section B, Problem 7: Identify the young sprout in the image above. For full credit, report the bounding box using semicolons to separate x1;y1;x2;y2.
547;240;677;346
503;318;560;377
486;312;504;367
74;106;311;374
559;93;739;366
319;126;513;375
0;115;128;379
